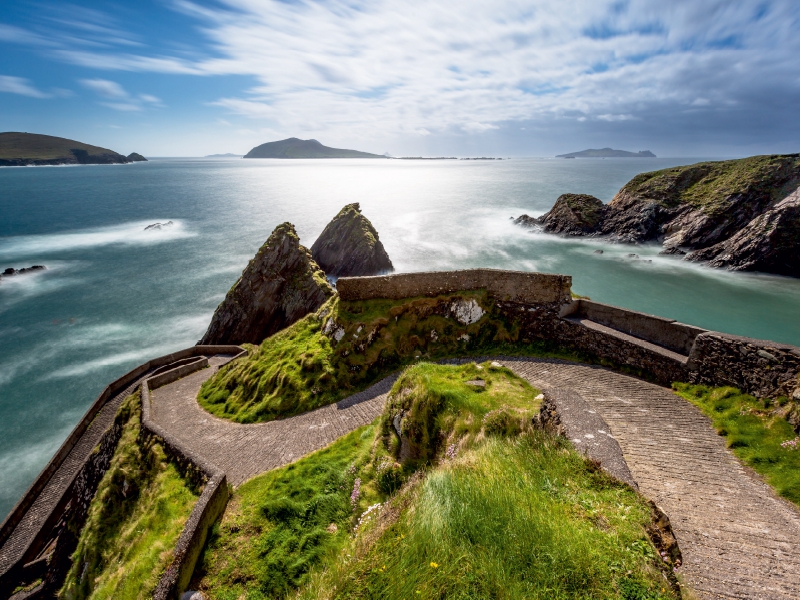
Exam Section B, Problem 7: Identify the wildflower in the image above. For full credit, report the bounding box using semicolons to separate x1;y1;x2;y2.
445;444;457;460
781;437;799;449
430;562;439;568
350;478;361;509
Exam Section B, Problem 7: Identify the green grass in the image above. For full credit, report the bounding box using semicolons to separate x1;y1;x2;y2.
673;383;800;506
194;363;675;600
0;132;121;160
300;433;677;600
198;292;585;424
60;392;200;600
621;154;800;215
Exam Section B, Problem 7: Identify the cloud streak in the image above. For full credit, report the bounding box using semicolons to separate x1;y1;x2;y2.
0;75;49;98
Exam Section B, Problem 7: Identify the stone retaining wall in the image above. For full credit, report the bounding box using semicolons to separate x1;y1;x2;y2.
0;346;244;599
141;374;230;600
338;268;572;305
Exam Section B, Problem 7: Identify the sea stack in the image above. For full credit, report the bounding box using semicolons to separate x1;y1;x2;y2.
311;203;394;277
199;223;333;345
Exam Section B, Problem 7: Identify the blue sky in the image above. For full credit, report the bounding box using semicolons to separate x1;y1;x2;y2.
1;0;799;157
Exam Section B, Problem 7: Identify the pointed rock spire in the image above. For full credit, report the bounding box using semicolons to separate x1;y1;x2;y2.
311;203;394;277
199;222;333;345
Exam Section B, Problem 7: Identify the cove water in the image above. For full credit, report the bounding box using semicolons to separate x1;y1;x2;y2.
2;157;800;519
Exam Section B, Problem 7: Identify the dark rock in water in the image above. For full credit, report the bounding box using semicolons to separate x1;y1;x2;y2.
144;221;173;230
538;194;606;235
660;246;687;256
593;249;604;254
127;152;148;162
685;188;800;276
311;203;394;277
513;214;539;229
627;253;640;259
199;223;333;345
1;265;46;280
530;154;800;277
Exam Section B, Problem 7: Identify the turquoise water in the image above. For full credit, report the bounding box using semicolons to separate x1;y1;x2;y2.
2;157;799;518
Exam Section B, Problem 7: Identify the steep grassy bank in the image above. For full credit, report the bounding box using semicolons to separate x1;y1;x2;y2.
60;393;200;600
194;363;677;600
198;292;581;423
673;383;800;505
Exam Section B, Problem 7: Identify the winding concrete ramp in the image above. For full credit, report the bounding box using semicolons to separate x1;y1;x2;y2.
150;356;800;600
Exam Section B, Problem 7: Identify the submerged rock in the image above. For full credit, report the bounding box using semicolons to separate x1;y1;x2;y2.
1;265;46;279
199;222;333;345
311;203;394;277
144;221;173;230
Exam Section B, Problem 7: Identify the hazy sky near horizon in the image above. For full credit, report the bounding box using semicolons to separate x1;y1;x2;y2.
1;0;799;157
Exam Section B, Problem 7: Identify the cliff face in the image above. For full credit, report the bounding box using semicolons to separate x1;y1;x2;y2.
311;203;394;277
199;223;334;345
515;155;800;277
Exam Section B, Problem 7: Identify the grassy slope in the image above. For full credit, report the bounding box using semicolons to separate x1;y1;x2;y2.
195;363;676;600
0;132;123;160
60;393;200;600
621;154;800;214
673;383;800;506
198;292;583;423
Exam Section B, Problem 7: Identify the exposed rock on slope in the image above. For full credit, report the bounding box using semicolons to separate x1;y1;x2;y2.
199;223;334;345
515;154;800;277
311;203;394;277
685;189;800;275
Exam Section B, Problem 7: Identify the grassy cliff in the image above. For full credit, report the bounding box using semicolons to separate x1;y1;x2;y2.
0;132;131;165
198;292;580;423
60;393;199;600
193;363;678;600
619;154;800;215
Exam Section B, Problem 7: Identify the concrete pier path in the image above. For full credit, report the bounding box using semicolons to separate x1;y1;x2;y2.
150;355;800;600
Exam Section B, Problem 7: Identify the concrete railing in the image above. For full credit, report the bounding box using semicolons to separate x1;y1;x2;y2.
337;268;572;305
560;299;708;356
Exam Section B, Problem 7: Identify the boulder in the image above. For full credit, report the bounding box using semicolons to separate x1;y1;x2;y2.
310;203;394;277
199;223;333;345
537;193;606;235
1;265;46;279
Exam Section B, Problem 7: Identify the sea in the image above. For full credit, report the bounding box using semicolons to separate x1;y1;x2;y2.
2;156;800;519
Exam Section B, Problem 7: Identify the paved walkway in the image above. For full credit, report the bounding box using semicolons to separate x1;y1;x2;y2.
149;356;396;485
150;356;800;600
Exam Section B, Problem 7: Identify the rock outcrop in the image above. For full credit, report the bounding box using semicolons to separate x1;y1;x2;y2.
127;152;147;162
199;223;334;345
1;265;46;280
515;154;800;277
311;203;394;277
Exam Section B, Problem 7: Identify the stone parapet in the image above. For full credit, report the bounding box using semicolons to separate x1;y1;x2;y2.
338;268;572;305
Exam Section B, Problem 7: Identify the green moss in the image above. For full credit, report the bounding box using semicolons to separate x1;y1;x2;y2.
559;193;605;227
673;383;800;506
198;292;582;423
60;393;200;600
622;154;800;215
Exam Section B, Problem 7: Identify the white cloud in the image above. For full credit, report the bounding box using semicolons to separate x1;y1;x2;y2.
100;101;142;111
597;114;637;121
0;75;49;98
81;78;128;98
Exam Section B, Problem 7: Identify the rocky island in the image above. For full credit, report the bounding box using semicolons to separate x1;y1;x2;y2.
0;132;145;166
244;137;384;159
557;148;656;158
516;154;800;277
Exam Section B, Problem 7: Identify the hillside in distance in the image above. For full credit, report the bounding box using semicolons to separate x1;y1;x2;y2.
244;138;384;159
0;132;140;166
557;148;656;158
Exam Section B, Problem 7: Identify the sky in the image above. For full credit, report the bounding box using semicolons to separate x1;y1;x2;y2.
1;0;799;157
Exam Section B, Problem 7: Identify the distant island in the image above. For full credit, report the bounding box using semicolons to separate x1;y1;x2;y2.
205;153;242;158
244;138;384;159
556;148;656;158
0;132;145;166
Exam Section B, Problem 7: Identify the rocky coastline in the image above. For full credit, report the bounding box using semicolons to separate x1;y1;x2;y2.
515;154;800;277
